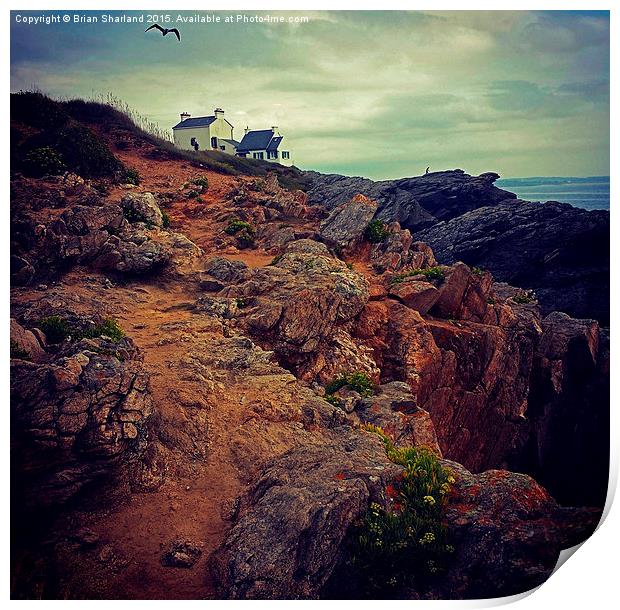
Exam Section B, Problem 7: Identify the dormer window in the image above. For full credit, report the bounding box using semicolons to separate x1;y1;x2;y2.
282;151;290;159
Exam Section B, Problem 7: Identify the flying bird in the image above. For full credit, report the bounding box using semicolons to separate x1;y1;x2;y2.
145;23;181;41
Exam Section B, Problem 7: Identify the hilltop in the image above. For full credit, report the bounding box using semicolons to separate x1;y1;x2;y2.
10;93;608;600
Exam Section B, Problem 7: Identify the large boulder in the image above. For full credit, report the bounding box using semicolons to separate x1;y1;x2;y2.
10;318;46;363
356;381;441;454
431;262;493;322
432;461;601;598
221;251;370;376
210;428;401;599
120;192;164;227
388;280;439;314
319;194;378;253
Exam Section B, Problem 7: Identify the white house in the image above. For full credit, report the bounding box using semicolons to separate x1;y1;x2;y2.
235;126;293;167
172;108;239;153
172;109;293;166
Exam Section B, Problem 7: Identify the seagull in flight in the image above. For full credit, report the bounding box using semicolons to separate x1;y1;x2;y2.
145;23;181;41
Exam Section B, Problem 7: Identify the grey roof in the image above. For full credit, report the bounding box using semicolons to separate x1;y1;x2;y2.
237;129;279;153
221;138;240;147
266;136;283;152
172;116;216;129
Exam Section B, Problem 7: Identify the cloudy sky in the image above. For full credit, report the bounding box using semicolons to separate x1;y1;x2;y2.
11;10;609;179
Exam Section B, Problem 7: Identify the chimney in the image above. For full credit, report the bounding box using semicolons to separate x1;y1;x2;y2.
180;112;190;122
214;108;224;119
271;126;279;133
244;126;250;135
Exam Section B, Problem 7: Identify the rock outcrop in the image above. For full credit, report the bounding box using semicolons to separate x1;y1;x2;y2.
318;194;378;253
211;432;600;599
522;312;609;507
209;429;403;599
121;192;164;227
428;462;600;599
305;169;515;229
10;323;154;510
417;199;610;323
219;250;371;379
306;170;609;324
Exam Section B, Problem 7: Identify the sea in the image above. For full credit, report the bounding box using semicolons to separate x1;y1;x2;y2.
495;176;610;212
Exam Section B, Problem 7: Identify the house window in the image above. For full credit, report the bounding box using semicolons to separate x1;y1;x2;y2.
267;151;278;159
190;137;199;151
237;153;247;158
220;145;225;150
253;152;264;160
211;136;218;149
282;151;290;159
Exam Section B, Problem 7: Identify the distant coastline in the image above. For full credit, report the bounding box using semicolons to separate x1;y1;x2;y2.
496;176;610;211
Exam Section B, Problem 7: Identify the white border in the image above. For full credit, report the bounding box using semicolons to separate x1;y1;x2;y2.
3;2;616;608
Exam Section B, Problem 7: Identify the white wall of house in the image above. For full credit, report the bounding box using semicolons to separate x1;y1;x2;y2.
277;150;294;167
238;150;294;166
210;117;234;140
173;116;234;152
173;126;211;151
217;139;238;155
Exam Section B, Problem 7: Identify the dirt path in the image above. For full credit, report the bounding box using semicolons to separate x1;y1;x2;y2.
13;148;315;598
38;243;299;598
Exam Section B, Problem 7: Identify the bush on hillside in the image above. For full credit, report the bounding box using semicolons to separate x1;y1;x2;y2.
11;91;69;130
22;147;66;177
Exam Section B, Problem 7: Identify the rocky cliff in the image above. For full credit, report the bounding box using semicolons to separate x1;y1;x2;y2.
10;93;608;600
306;170;610;324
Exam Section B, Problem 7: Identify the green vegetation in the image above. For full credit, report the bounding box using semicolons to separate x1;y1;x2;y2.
124;167;141;185
325;371;375;398
351;424;455;594
324;394;344;408
471;266;485;276
10;340;30;360
235;297;249;309
84;318;125;342
191;176;209;190
37;315;125;344
269;254;284;266
512;292;536;304
53;123;125;178
122;206;149;225
390;266;446;285
22;146;66;177
365;219;391;244
38;315;70;344
161;211;171;229
10;90;69;129
224;219;255;236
